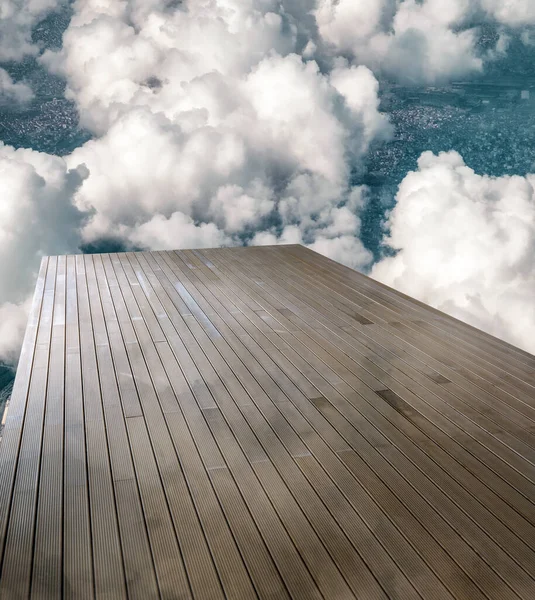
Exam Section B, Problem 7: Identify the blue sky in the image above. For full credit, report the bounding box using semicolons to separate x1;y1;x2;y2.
1;0;535;399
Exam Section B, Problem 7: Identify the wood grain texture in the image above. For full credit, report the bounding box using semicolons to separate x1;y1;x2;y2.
1;245;534;599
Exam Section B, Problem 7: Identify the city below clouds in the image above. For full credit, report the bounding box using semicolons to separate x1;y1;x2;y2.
1;0;535;364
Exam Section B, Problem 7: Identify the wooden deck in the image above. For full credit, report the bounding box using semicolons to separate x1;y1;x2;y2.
1;244;535;599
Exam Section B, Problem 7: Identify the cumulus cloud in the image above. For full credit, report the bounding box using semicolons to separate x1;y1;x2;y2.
372;151;535;353
0;143;88;363
314;0;535;84
0;0;66;62
0;301;32;367
480;0;535;26
315;0;484;84
252;185;374;270
0;69;34;104
40;0;390;259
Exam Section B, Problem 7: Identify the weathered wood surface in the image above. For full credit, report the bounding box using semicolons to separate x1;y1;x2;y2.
1;244;534;599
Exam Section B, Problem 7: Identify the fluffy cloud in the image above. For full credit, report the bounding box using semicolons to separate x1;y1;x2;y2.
0;69;34;104
315;0;535;84
0;0;66;62
315;0;483;84
480;0;535;26
0;301;32;366
41;0;390;255
0;143;88;363
252;185;374;270
372;151;535;353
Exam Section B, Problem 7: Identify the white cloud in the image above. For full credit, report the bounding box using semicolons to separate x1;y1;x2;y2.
2;0;535;368
372;151;535;354
129;211;231;251
42;1;390;257
314;0;535;84
0;143;88;363
0;0;66;62
315;0;484;84
0;301;32;367
252;186;374;270
0;69;34;104
480;0;535;26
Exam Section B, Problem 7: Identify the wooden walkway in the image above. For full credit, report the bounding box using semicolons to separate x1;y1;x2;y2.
1;244;535;599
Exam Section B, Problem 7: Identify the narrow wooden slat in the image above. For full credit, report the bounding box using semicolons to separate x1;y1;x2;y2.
98;255;192;600
286;245;535;401
179;250;519;599
240;248;535;487
0;257;56;599
63;254;94;598
144;252;400;600
227;248;535;523
76;254;127;599
0;256;48;564
266;247;535;436
221;248;535;516
31;255;66;598
288;244;535;375
172;250;472;599
126;252;324;599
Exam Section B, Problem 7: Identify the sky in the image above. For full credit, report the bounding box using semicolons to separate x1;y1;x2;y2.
1;0;535;392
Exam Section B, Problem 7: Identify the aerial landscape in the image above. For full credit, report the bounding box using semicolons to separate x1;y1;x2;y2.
1;3;535;599
1;2;534;408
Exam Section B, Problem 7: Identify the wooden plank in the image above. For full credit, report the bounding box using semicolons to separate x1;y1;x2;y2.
147;252;404;600
146;340;258;599
266;262;535;500
185;251;517;599
31;255;66;597
76;253;127;599
3;244;535;600
117;252;317;600
286;245;535;392
202;247;532;592
199;247;535;598
0;257;56;598
221;248;535;514
95;255;192;600
242;249;535;477
0;256;49;596
288;244;535;375
126;252;327;599
63;254;94;599
165;252;477;594
125;415;192;600
266;247;535;430
263;248;535;436
228;248;535;510
85;254;159;600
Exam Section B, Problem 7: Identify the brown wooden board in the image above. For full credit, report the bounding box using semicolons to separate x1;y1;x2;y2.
1;245;534;599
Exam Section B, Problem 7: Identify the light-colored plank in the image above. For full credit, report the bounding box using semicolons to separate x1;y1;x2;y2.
31;255;66;598
76;254;127;599
0;257;56;599
63;254;94;599
85;254;159;600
